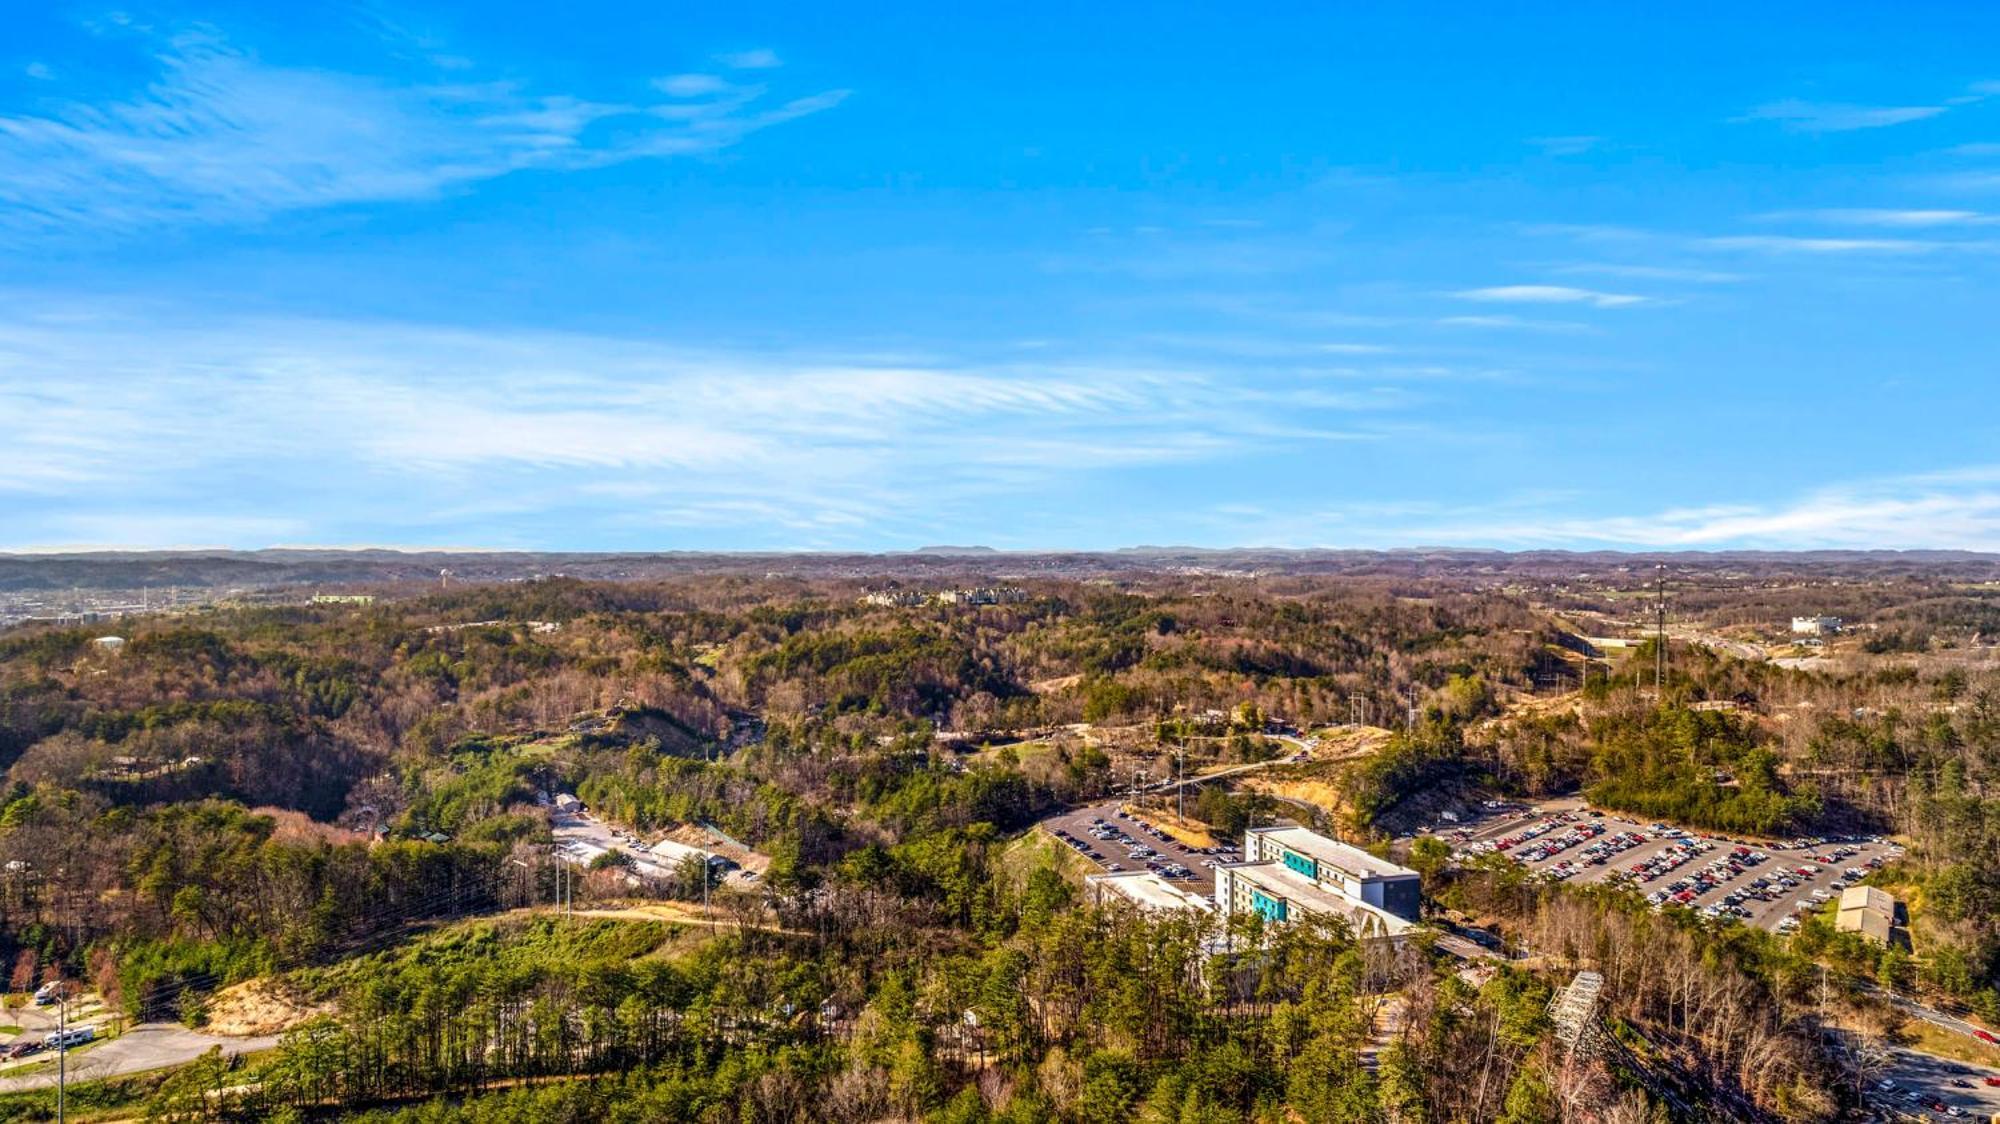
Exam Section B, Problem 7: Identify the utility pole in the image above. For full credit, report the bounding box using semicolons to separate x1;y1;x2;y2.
1175;749;1185;822
55;982;67;1124
1654;564;1667;697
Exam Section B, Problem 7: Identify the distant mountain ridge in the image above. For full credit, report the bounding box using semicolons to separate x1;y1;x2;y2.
2;545;1998;593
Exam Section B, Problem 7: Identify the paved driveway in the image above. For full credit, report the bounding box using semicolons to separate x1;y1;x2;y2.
0;1023;279;1091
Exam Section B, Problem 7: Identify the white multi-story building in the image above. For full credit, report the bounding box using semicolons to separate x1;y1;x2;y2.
1214;826;1420;943
1791;616;1842;636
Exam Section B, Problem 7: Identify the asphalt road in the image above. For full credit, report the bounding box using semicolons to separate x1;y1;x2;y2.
1870;983;2000;1053
1039;799;1236;898
1139;734;1317;796
1866;1047;2000;1120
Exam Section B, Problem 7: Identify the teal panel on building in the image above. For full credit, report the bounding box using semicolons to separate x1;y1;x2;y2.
1282;849;1318;880
1250;888;1288;923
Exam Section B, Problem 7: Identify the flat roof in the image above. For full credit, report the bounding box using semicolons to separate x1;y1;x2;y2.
1222;861;1414;937
1250;826;1418;882
558;840;609;864
648;838;717;864
1086;871;1214;913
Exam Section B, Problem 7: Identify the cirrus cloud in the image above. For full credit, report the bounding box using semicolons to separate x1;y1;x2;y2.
1452;284;1654;308
1737;98;1946;132
0;26;844;241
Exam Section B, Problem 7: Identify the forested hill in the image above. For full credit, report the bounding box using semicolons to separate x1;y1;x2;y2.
2;572;1999;1120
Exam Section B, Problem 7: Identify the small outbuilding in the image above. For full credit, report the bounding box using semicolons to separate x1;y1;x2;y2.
1835;885;1903;946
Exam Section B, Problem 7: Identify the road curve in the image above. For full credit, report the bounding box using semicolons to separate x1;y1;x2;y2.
0;1023;279;1092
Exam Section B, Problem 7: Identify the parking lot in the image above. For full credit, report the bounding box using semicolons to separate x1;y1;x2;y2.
1040;800;1237;898
1444;802;1904;934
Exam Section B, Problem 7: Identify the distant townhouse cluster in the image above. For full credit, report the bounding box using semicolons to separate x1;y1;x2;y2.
858;586;1028;608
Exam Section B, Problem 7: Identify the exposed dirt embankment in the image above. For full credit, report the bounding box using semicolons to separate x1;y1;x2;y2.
1308;725;1396;760
1243;775;1352;820
1119;804;1219;849
203;978;332;1036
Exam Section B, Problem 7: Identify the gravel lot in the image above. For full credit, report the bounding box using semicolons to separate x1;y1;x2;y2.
0;1023;278;1092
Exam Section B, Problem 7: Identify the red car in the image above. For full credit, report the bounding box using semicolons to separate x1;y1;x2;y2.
1983;1076;2000;1087
1976;1029;1998;1045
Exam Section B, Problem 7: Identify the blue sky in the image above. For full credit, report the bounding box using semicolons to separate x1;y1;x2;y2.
6;3;2000;552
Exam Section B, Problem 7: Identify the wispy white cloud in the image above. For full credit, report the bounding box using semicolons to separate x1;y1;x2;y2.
15;514;313;553
1435;314;1596;334
1738;98;1946;132
1556;263;1745;283
1701;235;1942;254
1452;284;1654;308
0;302;1405;547
1759;208;2000;227
1517;222;1658;244
653;73;731;97
1528;135;1602;156
0;27;842;239
719;48;782;70
1487;471;2000;550
1257;468;2000;551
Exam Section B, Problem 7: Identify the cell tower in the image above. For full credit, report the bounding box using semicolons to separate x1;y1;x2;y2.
1548;970;1604;1056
